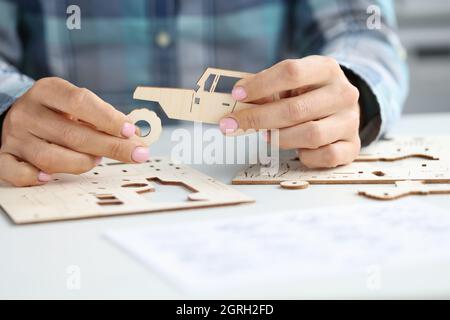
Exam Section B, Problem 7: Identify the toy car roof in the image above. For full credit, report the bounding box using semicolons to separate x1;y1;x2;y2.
196;67;252;87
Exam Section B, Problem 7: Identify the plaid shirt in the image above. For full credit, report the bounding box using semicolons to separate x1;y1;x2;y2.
0;0;408;144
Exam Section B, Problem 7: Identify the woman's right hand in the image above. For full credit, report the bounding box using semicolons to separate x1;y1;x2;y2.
0;77;149;187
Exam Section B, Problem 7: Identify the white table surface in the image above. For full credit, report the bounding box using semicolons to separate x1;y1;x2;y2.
1;112;450;299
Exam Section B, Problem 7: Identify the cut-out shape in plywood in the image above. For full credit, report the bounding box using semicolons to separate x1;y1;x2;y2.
358;181;450;200
356;136;450;161
0;158;253;225
134;67;257;124
232;136;450;188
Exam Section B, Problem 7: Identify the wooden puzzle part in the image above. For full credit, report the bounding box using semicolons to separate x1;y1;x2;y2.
356;153;439;162
0;157;254;224
127;109;162;145
280;180;310;190
356;136;449;162
358;181;450;200
133;67;280;124
233;158;450;185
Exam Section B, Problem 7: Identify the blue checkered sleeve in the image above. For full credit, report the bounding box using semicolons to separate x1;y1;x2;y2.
0;0;408;146
0;0;34;118
294;0;409;144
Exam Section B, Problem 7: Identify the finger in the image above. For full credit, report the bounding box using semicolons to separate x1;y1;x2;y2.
27;107;149;163
232;56;342;102
223;84;353;131
298;138;361;168
0;153;49;187
29;77;136;138
8;134;98;175
277;110;360;150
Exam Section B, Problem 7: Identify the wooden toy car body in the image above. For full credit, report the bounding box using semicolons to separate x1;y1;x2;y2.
133;67;253;124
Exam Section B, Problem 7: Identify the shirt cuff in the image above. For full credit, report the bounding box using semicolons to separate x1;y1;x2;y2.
0;75;34;140
340;65;382;146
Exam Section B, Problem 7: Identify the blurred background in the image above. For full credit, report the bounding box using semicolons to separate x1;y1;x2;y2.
396;0;450;114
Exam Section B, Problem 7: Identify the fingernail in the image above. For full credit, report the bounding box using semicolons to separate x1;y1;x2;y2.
95;157;102;165
38;171;52;182
262;131;269;142
219;118;239;134
121;122;136;138
132;147;149;163
232;86;247;101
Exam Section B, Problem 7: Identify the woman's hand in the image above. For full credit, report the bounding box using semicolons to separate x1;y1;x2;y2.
0;77;149;187
219;56;361;168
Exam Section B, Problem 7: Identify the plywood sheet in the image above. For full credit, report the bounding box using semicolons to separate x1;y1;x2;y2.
0;158;253;224
233;136;450;185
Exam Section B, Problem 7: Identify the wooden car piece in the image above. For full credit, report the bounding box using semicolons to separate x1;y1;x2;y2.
133;67;254;124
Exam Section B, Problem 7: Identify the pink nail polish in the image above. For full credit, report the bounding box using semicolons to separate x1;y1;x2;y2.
38;172;52;182
132;147;149;163
95;157;103;165
232;87;247;101
219;118;239;134
121;122;136;138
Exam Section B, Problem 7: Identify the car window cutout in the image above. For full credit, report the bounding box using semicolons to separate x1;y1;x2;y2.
214;76;241;94
204;74;216;92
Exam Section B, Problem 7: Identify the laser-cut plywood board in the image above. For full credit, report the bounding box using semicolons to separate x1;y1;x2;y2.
0;158;253;224
233;136;450;199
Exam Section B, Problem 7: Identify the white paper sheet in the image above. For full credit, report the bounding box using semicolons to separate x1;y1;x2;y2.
105;199;450;292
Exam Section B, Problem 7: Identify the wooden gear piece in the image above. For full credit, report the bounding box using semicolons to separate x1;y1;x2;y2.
232;136;450;200
0;157;253;224
127;108;162;145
